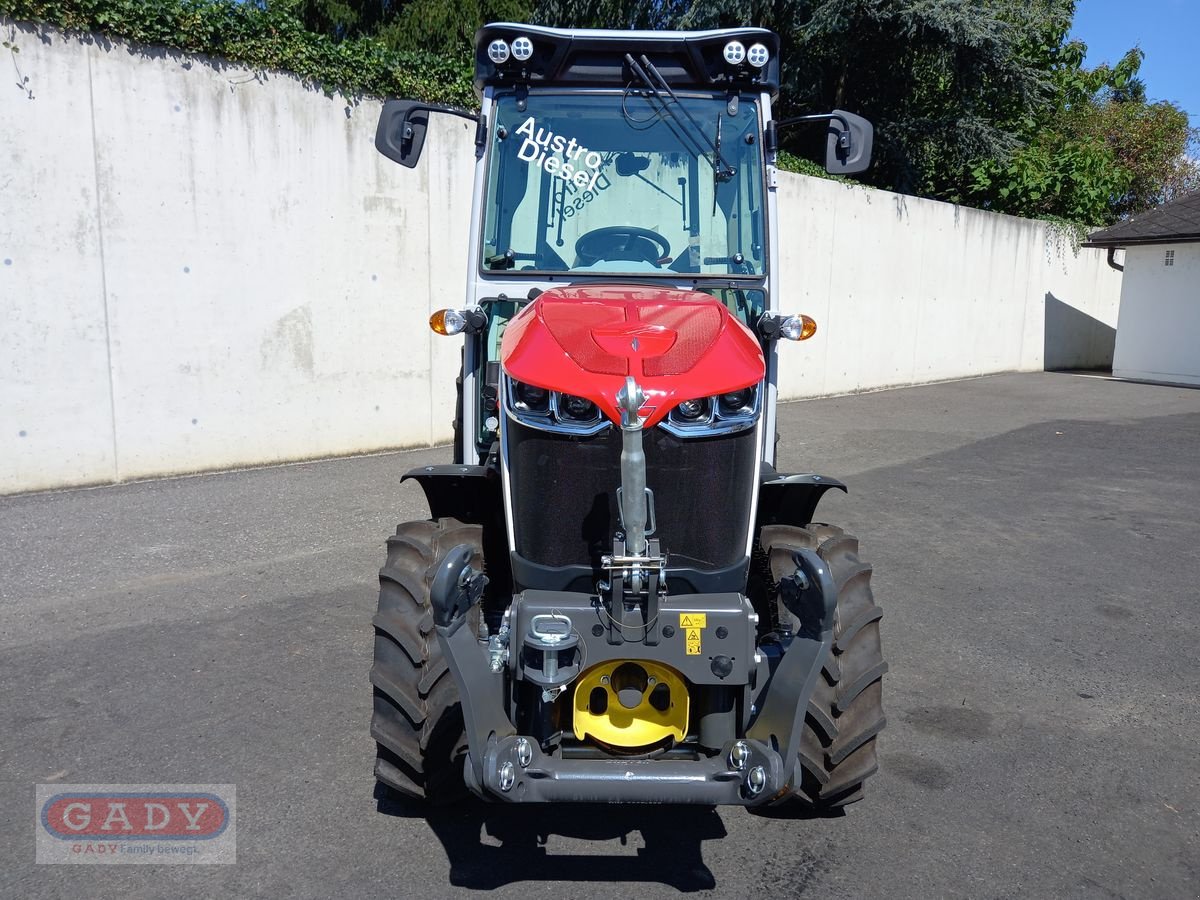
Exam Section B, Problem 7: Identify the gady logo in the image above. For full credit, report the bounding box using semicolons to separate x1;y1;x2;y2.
42;792;228;838
35;784;236;864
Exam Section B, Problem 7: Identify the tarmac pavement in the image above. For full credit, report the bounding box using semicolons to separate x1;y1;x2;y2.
2;371;1198;899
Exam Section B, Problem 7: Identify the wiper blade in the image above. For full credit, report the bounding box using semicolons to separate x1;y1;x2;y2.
624;54;736;182
713;112;725;214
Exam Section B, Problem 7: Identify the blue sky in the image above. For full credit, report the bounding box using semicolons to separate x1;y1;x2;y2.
1070;0;1197;128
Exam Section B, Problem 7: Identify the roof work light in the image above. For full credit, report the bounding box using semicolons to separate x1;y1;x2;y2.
511;36;534;61
487;39;510;63
722;40;746;65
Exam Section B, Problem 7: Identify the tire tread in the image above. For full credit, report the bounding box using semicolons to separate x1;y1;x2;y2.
370;517;482;804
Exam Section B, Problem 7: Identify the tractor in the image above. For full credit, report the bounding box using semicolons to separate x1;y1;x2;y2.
370;23;886;810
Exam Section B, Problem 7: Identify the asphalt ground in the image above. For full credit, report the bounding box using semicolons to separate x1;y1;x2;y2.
2;371;1198;899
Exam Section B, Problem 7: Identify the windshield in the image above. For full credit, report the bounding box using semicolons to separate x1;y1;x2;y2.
481;91;766;277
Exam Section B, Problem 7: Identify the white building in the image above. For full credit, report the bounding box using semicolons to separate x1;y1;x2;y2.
1086;192;1200;387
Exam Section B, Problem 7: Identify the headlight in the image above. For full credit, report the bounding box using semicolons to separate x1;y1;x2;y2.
675;397;711;421
722;41;746;65
665;385;760;437
746;43;770;68
718;389;754;416
559;394;597;421
505;378;609;436
514;382;549;414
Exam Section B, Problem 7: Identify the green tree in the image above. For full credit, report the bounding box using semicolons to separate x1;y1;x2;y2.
965;36;1200;224
656;0;1066;197
270;0;533;52
273;0;396;40
536;0;1196;223
9;0;1193;222
1;0;476;104
1074;92;1198;217
533;0;692;30
379;0;533;53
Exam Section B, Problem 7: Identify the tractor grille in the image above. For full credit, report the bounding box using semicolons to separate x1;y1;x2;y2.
505;420;758;570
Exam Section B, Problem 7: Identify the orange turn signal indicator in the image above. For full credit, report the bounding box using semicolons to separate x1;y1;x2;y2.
780;314;817;341
429;308;468;336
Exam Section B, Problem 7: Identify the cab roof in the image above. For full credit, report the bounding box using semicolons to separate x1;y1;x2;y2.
473;23;781;100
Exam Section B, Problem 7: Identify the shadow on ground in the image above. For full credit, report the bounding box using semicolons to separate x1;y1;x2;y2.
376;785;726;891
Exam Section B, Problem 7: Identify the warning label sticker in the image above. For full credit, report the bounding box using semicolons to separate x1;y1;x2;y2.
680;614;706;655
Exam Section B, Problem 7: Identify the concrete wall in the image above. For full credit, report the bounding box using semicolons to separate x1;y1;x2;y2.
773;178;1122;399
1;21;475;494
0;22;1123;495
1112;244;1200;387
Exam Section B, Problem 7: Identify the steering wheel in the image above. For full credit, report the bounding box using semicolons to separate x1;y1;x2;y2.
574;226;671;267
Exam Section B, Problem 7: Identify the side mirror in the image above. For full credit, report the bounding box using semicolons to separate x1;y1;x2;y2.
769;109;874;176
376;99;431;169
375;99;483;169
824;110;873;175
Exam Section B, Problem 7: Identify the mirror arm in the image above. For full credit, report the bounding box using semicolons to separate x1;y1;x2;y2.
774;113;853;152
404;103;486;148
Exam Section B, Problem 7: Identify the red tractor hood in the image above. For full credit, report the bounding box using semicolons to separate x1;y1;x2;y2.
500;285;765;428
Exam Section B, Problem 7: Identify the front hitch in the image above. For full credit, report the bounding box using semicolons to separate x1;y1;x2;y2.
615;375;650;557
429;544;514;791
747;547;838;797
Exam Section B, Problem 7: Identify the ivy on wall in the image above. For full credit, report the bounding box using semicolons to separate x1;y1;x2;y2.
0;0;476;106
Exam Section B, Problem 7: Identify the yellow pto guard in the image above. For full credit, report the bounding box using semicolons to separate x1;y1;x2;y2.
573;660;689;749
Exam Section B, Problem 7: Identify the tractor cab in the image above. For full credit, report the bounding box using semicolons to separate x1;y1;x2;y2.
376;23;872;466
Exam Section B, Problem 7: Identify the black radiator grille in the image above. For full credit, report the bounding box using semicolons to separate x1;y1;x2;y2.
506;421;758;570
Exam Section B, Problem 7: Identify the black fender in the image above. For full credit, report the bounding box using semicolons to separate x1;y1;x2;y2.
755;463;847;529
401;463;503;525
401;462;512;599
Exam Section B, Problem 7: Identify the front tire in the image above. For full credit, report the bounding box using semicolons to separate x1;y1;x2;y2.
369;517;482;803
759;524;887;811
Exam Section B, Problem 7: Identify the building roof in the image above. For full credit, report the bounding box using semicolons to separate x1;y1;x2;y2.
1086;191;1200;247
